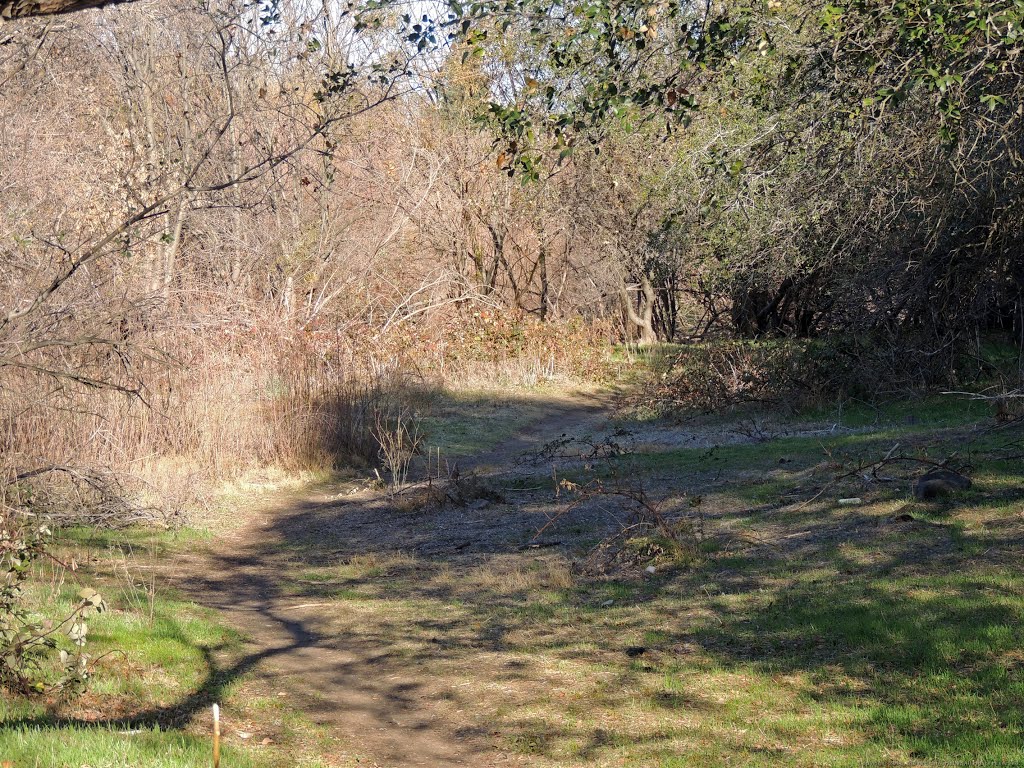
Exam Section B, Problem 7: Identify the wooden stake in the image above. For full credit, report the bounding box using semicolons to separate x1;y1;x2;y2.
212;703;221;768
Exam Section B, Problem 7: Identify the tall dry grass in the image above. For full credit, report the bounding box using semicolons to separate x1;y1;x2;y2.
1;305;617;526
1;316;423;523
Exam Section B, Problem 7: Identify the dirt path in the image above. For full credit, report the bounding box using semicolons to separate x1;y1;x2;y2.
169;390;620;768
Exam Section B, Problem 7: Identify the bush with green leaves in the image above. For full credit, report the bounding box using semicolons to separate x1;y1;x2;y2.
374;0;1024;389
0;506;105;696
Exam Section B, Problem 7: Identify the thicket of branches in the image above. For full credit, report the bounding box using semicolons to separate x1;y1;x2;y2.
0;0;632;523
1;0;1022;525
428;0;1024;379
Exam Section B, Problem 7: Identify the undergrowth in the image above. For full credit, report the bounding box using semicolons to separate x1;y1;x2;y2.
635;335;1024;419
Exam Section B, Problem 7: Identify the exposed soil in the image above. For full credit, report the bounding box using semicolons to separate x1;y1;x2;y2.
167;390;625;767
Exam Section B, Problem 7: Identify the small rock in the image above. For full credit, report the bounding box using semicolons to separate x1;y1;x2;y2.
236;731;253;739
838;498;862;506
645;565;657;575
600;599;614;607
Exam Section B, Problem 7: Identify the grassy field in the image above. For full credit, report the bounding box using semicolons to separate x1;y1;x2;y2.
4;386;1023;767
278;392;1023;766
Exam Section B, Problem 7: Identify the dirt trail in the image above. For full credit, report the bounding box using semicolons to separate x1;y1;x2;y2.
170;390;619;768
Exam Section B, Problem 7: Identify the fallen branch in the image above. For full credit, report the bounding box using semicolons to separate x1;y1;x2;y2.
794;444;957;510
8;464;166;528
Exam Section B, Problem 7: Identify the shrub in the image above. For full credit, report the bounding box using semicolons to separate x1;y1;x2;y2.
0;491;106;697
641;339;847;414
638;331;1014;416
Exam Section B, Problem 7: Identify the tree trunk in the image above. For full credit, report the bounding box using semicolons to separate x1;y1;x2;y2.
158;196;186;301
482;223;503;296
538;244;549;321
621;274;658;345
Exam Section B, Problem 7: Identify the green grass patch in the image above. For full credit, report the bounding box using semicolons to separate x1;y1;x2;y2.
803;393;993;430
420;391;546;456
690;570;1024;766
0;527;348;768
57;525;214;556
0;725;264;768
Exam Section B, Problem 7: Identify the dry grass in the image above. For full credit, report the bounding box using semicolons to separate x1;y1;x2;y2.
1;312;620;530
465;555;575;594
1;322;422;526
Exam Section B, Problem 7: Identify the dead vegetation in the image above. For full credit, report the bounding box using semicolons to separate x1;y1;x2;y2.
544;474;704;577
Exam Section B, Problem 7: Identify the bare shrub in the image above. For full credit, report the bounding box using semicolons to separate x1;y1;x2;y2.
637;335;971;417
373;406;424;493
541;475;703;577
385;309;619;389
10;465;162;529
639;340;839;414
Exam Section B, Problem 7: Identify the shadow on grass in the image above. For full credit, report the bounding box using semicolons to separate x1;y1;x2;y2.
681;490;1024;765
188;418;1024;764
2;598;313;731
698;571;1024;762
11;396;1024;766
192;475;1024;763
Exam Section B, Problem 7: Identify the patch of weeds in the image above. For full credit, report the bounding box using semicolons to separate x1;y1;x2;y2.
617;531;698;570
295;568;338;583
387;483;444;515
447;473;506;506
734;477;799;505
698;537;727;555
545;476;704;577
584;581;638;605
397;472;507;515
642;630;671;646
